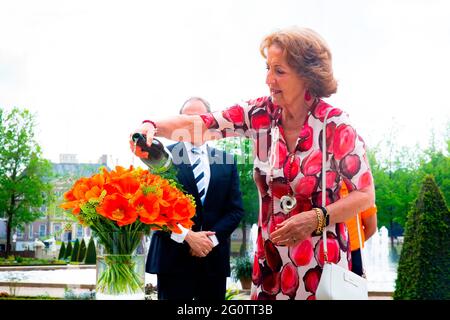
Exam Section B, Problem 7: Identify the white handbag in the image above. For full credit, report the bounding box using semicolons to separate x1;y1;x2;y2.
315;109;369;300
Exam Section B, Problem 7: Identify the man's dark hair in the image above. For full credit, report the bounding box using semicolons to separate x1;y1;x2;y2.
179;96;211;114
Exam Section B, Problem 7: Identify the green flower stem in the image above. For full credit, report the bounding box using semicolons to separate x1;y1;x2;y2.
93;228;147;297
96;255;144;295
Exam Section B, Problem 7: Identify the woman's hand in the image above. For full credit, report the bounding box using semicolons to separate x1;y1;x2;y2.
129;121;157;156
128;141;150;158
270;210;317;246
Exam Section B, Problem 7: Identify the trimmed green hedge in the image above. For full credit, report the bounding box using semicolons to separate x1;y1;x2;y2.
84;237;96;265
70;239;80;263
58;242;66;260
78;239;87;262
64;241;73;260
394;175;450;299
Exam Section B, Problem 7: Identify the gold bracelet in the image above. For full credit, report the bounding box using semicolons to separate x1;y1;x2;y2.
313;208;324;236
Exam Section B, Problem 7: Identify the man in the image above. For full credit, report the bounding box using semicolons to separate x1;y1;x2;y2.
146;97;244;300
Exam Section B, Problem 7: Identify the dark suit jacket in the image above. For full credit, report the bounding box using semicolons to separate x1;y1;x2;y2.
146;142;244;277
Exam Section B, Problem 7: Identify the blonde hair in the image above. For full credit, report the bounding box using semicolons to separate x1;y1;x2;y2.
260;27;338;98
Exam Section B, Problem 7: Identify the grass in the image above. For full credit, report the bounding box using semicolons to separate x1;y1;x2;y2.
230;240;241;255
0;257;67;266
0;296;62;300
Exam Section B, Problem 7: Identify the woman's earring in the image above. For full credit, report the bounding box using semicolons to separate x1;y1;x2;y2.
305;90;311;101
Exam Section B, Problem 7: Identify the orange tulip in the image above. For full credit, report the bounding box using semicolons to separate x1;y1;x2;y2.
60;165;195;233
96;193;138;226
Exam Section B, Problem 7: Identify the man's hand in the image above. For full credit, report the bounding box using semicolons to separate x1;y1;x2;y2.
185;230;215;257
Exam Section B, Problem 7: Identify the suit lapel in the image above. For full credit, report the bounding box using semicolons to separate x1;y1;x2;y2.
203;146;221;207
170;143;198;198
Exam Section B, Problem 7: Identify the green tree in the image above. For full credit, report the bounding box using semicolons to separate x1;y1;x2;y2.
416;142;450;206
85;237;96;265
58;242;66;260
78;238;87;262
0;107;54;257
64;241;73;260
394;175;450;299
215;137;258;256
70;239;80;262
368;141;423;244
370;122;449;241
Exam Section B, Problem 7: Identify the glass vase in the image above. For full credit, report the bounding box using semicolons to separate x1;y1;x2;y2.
95;231;146;300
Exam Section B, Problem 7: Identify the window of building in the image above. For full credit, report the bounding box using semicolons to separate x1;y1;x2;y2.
15;228;23;239
39;224;46;238
76;225;83;238
53;224;62;240
28;224;33;239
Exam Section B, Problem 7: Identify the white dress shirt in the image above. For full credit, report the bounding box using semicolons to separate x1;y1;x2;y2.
170;142;218;246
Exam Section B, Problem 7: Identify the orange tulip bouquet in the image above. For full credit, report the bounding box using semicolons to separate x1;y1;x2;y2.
60;165;195;298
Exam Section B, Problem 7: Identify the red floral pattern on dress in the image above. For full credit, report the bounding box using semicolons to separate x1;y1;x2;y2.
312;189;334;207
257;291;277;300
273;140;288;169
201;96;372;300
358;171;373;189
314;232;341;267
283;156;300;182
303;266;322;294
222;105;245;127
313;100;343;121
261;262;281;295
252;255;263;286
199;113;218;129
268;211;288;235
301;150;322;176
260;195;271;229
280;262;299;299
298;123;313;152
288;237;313;266
333;124;356;160
264;239;282;272
271;177;290;199
336;222;349;252
255;132;270;162
292;196;313;214
295;175;318;198
254;168;268;196
251;109;271;130
325;170;338;189
325;121;336;153
256;228;265;259
340;154;361;179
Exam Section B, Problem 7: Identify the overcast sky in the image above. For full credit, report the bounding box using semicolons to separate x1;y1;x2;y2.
1;0;449;167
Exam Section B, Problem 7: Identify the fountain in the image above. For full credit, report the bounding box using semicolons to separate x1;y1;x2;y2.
248;224;258;259
363;226;399;293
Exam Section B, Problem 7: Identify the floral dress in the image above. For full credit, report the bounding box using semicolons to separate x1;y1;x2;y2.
200;96;373;300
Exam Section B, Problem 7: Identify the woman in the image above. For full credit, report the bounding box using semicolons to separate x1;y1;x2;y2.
130;27;375;300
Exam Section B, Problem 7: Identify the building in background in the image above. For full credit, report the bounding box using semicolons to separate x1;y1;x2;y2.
0;154;110;252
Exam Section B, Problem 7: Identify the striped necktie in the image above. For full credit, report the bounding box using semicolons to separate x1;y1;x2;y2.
191;146;206;204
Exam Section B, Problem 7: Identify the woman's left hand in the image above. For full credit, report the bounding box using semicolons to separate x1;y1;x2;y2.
270;210;317;246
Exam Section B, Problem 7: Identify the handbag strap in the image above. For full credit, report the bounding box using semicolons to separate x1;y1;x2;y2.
355;211;366;277
320;108;366;276
321;109;331;261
